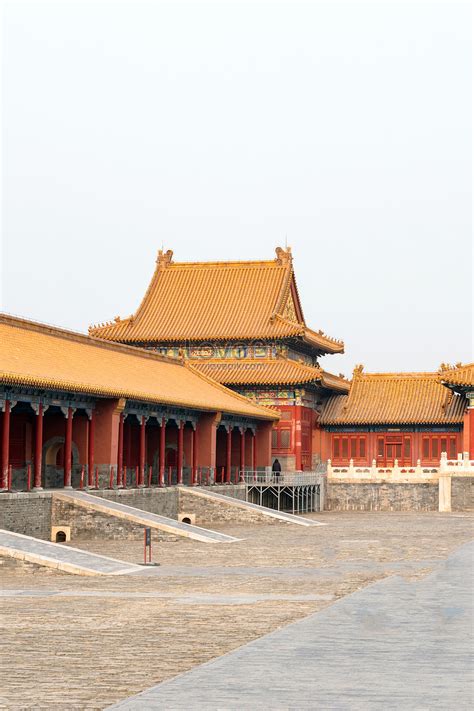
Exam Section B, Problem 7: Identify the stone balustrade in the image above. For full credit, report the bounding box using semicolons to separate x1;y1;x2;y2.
327;452;474;482
327;458;438;481
439;452;474;474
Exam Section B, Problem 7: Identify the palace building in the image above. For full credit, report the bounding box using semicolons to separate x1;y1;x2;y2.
90;246;349;472
439;362;474;456
0;314;277;490
2;247;471;493
319;365;474;467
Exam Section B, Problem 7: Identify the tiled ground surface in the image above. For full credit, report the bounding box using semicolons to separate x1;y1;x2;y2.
110;542;474;710
0;511;472;709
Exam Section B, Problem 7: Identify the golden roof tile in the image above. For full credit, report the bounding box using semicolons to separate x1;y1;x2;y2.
319;367;465;425
438;362;474;388
0;315;277;420
191;358;350;391
89;247;344;354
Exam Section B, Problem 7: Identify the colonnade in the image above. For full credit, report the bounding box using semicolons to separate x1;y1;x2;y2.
0;396;264;491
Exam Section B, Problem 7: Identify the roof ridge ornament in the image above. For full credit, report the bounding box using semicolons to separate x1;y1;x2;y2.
156;249;174;267
353;364;364;377
439;361;463;372
275;246;292;265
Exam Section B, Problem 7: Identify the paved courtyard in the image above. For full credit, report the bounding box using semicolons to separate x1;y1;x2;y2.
111;541;474;710
0;511;473;709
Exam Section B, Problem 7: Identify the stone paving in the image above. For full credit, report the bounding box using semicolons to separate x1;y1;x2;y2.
110;541;474;710
0;511;473;709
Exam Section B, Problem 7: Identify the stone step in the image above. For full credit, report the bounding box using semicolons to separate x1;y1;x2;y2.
184;488;326;526
0;529;141;576
54;490;239;543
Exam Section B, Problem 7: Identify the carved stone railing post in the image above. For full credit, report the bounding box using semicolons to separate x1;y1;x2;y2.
439;452;447;474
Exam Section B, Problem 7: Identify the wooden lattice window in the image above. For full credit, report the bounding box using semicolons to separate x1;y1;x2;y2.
332;435;368;463
421;434;458;462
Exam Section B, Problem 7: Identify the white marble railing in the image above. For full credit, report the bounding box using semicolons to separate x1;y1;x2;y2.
439;452;474;474
327;459;437;480
327;452;474;480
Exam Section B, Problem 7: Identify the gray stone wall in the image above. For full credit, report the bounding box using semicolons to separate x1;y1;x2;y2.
204;484;247;502
89;487;179;519
51;498;176;541
178;488;280;525
451;477;474;512
326;481;438;512
0;492;52;539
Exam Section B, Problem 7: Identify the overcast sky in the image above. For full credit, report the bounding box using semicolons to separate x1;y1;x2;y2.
1;0;472;377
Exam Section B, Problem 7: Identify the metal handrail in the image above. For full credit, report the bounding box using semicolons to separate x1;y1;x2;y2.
240;471;325;485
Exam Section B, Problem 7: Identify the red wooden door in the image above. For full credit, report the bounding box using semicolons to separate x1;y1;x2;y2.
384;441;402;466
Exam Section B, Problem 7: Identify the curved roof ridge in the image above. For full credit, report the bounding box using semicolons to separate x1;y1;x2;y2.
1;313;183;366
320;367;465;425
89;246;344;354
272;263;296;321
438;362;474;388
0;316;278;420
184;361;278;416
356;370;440;379
190;357;350;392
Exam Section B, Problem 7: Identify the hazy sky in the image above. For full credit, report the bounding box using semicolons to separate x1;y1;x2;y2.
1;0;472;378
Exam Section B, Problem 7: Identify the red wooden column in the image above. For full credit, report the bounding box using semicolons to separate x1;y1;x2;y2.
87;411;95;487
177;420;184;484
159;417;166;484
139;416;146;486
192;424;198;485
240;427;246;482
252;430;257;473
468;402;474;458
226;426;232;483
294;405;303;471
64;407;74;488
33;403;44;490
117;413;124;484
126;420;132;469
1;400;11;490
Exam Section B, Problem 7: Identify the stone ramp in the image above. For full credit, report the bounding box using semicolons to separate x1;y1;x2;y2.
186;488;325;526
55;490;239;543
0;529;141;576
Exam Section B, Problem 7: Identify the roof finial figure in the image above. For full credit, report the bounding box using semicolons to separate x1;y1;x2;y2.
275;246;292;265
156;248;173;267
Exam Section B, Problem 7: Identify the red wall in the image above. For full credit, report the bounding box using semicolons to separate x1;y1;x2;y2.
324;430;463;467
271;405;314;470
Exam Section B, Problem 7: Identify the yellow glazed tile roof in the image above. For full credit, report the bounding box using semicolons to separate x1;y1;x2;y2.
319;366;465;425
0;315;278;420
439;363;474;388
89;247;344;354
192;358;350;392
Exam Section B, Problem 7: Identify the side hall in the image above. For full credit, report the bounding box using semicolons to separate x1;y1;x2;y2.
319;366;474;467
0;315;277;491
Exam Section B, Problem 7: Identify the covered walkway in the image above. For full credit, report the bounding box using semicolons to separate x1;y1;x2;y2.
0;314;277;493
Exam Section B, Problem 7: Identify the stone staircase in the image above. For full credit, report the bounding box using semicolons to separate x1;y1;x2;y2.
54;490;239;543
